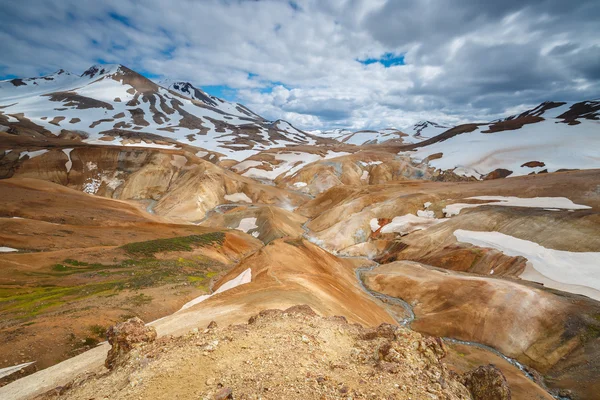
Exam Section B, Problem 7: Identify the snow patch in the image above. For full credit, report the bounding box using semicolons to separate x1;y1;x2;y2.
380;214;446;235
443;196;591;217
369;218;381;232
83;177;101;195
19;149;48;160
0;361;35;379
224;192;252;203
416;210;435;218
236;217;258;233
0;247;18;252
62;148;73;172
179;268;252;310
454;229;600;300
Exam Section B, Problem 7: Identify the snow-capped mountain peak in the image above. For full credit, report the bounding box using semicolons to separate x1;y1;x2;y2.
160;79;265;120
81;64;123;80
161;80;218;107
0;64;322;161
412;120;449;137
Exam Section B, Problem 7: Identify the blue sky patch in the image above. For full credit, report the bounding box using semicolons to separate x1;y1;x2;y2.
358;52;405;67
203;85;237;101
109;12;133;27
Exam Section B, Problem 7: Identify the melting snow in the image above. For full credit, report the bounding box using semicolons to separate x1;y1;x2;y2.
19;150;48;160
380;214;446;235
443;196;591;217
83;178;101;195
179;268;252;311
0;361;35;379
416;210;435;218
0;247;18;252
62;148;73;172
236;217;258;233
224;192;252;203
369;218;381;232
454;229;600;300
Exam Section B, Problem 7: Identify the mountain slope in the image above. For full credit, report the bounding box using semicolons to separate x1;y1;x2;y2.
161;80;264;120
0;65;323;161
403;101;600;179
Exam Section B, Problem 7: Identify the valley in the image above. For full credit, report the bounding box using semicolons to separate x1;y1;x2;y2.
0;65;599;400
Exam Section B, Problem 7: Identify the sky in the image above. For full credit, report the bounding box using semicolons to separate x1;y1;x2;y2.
0;0;599;131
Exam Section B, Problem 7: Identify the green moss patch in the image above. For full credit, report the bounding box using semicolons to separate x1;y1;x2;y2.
120;232;225;257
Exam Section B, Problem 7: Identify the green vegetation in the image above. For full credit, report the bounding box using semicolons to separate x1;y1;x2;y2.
584;324;600;341
0;254;224;319
126;293;153;307
89;324;107;338
51;260;114;274
120;232;225;257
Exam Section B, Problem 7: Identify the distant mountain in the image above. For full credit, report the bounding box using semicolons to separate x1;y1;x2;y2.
312;124;452;146
0;65;322;161
405;101;600;179
410;120;450;138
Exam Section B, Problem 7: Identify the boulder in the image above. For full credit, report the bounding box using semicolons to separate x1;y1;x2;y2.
105;317;157;370
462;364;511;400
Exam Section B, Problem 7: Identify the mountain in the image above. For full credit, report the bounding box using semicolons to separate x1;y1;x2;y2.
403;101;600;179
314;128;408;145
409;120;450;139
312;123;450;146
0;65;323;161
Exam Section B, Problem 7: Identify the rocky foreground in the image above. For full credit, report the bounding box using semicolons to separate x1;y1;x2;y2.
36;306;510;400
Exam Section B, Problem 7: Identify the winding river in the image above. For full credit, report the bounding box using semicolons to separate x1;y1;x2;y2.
299;221;566;399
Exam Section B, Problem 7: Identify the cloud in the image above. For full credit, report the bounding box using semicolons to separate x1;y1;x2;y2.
0;0;598;130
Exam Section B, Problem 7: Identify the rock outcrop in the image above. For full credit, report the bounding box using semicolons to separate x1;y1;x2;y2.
38;306;476;400
462;364;511;400
105;317;157;370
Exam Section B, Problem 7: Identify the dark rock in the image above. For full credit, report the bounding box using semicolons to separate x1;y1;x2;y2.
207;321;218;330
462;364;511;400
375;323;398;339
521;161;545;168
483;168;513;180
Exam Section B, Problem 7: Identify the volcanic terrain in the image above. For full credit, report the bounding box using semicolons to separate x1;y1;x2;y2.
0;65;599;400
